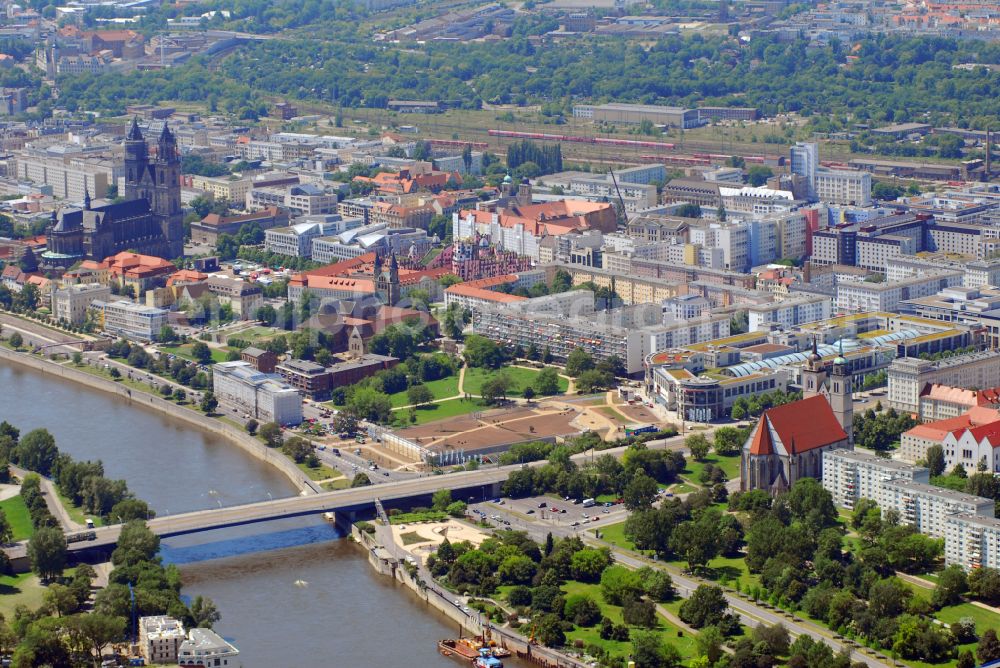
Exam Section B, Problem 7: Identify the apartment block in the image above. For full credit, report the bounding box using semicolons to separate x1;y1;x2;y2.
747;294;832;332
814;168;872;206
835;271;962;313
822;448;929;510
944;514;1000;570
212;361;302;426
881;479;993;538
138;616;185;665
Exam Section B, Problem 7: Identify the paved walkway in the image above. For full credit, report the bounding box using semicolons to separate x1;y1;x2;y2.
11;465;83;532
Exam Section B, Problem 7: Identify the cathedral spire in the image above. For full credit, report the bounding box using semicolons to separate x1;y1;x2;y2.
127;116;143;141
83;186;91;210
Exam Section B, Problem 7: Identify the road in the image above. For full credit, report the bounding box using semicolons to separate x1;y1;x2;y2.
10;465;83;532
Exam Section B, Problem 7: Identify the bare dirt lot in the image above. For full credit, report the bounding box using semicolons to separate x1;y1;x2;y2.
398;405;581;454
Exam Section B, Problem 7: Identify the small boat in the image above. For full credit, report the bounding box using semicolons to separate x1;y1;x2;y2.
474;648;503;668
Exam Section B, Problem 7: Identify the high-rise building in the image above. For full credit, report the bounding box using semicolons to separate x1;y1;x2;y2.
790;142;818;201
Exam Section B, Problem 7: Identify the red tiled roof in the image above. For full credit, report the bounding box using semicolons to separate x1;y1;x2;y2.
748;419;775;456
966;420;1000;447
762;395;847;454
905;406;1000;442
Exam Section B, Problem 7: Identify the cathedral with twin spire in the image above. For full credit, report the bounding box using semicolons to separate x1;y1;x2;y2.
43;118;184;266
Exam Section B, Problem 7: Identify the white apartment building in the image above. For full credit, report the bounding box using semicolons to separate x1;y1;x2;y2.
815;168;872;206
822;448;930;510
888;350;1000;414
249;184;338;216
90;299;168;341
688;222;750;272
881;479;994;538
52;282;111;325
836;271;962;313
138;616;185;665
189;175;251;204
944;514;1000;571
15;148;116;201
178;628;241;668
212;361;303;426
747;294;832;332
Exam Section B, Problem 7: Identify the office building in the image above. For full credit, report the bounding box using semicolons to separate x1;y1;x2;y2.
89;299;168;341
746;294;832;332
51;282;111;325
212;361;303;426
887;350;1000;414
814;168;872;206
790;142;818;200
275;359;333;401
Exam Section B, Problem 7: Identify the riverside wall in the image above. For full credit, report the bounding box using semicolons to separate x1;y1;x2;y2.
0;346;320;495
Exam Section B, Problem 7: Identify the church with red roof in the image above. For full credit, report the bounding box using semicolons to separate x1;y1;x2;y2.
740;339;854;493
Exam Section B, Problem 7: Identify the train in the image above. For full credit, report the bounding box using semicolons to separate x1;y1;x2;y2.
487;129;678;151
487;129;783;165
428;139;489;150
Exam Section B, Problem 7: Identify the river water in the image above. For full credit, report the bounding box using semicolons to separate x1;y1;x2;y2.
1;363;527;667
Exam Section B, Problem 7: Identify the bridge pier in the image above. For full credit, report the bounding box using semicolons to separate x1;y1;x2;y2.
332;509;361;535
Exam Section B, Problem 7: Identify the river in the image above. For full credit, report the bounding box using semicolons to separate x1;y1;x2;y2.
1;363;528;667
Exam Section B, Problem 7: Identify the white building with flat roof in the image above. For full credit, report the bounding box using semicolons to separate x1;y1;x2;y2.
944;513;1000;571
138;616;185;665
52;282;111;325
822;448;930;510
90;299;168;341
881;478;994;538
178;628;241;668
212;361;303;426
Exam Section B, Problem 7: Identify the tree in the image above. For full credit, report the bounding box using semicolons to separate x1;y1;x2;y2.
259;422;283;448
713;426;746;456
346;387;393;423
632;630;682;668
686;433;710;461
575;369;613;394
110;498;153;523
570;548;611;583
351;472;372;487
245;419;258;435
0;510;10;545
77;613;126;664
925;444;946;477
522;386;535;401
695;625;726;664
19;246;37;273
957;650;976;668
753;622;790;656
71;351;83;366
565;347;595;377
43;582;78;617
746;165;774;187
564;594;601;626
534;613;565;647
407;384;434;407
932;564;968;608
191;341;213;365
282;436;314;463
463;334;505;369
968;566;1000;604
199;391;218;414
481;373;514;405
158;325;178;343
432;489;453;512
27;526;67;581
111;521;159;567
622;469;658;511
676;203;702;218
600;566;645;606
980;629;1000;664
679;585;728;629
670;514;719;571
532;367;561;396
623;597;657;628
188;595;221;629
16;428;59;476
7;331;21;348
497;555;537;585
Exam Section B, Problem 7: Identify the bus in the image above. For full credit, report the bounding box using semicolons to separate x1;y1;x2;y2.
625;424;658;437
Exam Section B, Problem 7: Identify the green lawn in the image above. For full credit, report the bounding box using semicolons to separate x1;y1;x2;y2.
0;572;45;617
55;489;104;528
233;326;281;343
559;581;698;662
594;521;642;553
296;461;342;482
463;366;569;397
392;397;487;426
389;375;461;408
0;495;33;541
160;344;229;364
682;454;741;487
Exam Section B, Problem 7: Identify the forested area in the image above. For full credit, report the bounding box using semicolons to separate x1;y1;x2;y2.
53;33;1000;129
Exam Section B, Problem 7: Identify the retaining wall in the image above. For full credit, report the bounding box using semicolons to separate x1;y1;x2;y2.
0;347;319;495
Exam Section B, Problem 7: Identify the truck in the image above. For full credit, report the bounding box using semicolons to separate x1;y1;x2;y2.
582;498;596;508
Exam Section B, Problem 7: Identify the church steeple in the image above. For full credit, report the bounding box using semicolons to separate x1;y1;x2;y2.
127;116;143;141
83;186;91;211
829;339;854;446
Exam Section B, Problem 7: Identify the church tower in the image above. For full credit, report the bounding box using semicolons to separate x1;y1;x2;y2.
124;117;149;204
829;342;854;446
153;123;183;258
801;337;826;399
375;252;401;306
